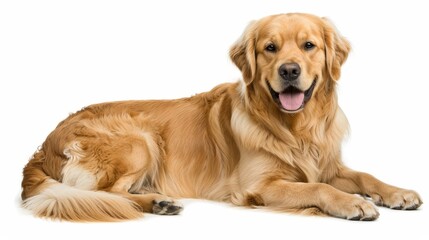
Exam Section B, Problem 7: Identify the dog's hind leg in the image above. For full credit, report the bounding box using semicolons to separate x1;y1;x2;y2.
103;137;183;215
121;192;183;215
108;174;183;215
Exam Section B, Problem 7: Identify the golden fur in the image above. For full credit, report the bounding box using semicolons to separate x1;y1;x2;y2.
21;13;422;221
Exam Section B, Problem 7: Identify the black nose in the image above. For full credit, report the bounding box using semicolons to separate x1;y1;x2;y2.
278;63;301;82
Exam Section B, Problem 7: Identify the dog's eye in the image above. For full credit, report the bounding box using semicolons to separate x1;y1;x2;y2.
265;43;277;52
304;41;315;50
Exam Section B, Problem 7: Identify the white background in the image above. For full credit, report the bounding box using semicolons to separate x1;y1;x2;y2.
1;0;428;239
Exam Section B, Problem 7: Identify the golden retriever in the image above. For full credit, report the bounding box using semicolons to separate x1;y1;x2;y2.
21;13;422;221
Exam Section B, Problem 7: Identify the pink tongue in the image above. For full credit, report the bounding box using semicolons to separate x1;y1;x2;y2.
279;92;304;111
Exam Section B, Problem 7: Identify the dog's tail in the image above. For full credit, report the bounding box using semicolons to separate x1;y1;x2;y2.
21;149;142;222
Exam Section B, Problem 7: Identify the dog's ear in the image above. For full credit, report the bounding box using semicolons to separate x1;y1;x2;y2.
323;18;351;81
230;21;257;85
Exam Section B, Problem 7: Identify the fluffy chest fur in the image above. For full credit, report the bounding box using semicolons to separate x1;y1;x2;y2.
230;103;349;184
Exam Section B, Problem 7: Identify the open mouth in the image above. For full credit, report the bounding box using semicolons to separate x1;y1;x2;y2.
267;78;317;113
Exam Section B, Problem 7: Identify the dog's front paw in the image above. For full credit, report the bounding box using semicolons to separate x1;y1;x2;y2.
371;189;422;210
326;196;379;221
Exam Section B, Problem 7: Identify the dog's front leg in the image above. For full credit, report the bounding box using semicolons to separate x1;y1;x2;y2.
258;179;379;220
328;168;422;210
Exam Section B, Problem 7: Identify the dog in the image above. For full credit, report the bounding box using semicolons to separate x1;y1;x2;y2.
21;13;422;221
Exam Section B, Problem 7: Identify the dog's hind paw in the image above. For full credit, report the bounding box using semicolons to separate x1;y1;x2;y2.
152;199;183;215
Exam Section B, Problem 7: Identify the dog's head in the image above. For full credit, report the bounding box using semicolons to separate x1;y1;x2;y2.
230;13;350;114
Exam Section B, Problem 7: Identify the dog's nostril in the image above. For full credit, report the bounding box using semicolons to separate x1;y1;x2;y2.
292;69;299;75
279;63;301;81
